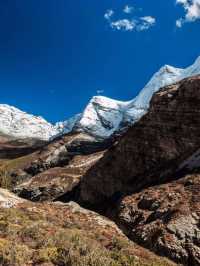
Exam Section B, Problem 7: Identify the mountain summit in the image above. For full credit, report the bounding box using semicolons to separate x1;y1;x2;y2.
57;56;200;138
1;56;200;142
0;104;58;141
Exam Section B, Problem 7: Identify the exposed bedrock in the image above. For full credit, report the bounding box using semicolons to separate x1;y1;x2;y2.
79;75;200;207
12;132;111;201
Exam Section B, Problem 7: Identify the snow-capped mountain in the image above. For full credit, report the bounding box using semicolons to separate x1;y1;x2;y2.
0;56;200;142
131;56;200;110
73;96;127;138
58;56;200;139
0;104;58;141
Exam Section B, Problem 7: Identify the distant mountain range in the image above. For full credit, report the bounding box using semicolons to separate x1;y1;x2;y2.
1;56;200;141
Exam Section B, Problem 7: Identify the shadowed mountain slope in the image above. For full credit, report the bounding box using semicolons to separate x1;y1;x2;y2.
79;75;200;207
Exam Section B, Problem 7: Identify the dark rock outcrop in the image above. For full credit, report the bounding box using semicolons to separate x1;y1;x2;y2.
76;75;200;264
11;132;111;201
15;151;105;201
79;75;200;207
114;172;200;265
23;132;113;176
0;135;46;159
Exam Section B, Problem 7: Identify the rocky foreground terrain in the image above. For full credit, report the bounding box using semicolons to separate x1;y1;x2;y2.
78;75;200;265
0;188;176;266
1;75;200;265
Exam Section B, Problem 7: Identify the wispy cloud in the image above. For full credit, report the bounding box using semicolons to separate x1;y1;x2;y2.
104;9;114;21
138;16;156;31
104;5;156;32
176;0;200;27
111;19;136;31
141;16;156;25
96;89;104;95
123;5;134;14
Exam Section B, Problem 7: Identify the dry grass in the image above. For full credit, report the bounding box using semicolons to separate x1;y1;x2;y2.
0;202;176;266
0;153;36;190
0;153;35;172
0;170;12;189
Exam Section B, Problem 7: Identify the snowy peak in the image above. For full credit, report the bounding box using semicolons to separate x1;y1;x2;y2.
65;56;200;139
183;56;200;77
90;95;126;107
0;104;58;141
132;64;183;109
0;56;200;142
74;96;126;139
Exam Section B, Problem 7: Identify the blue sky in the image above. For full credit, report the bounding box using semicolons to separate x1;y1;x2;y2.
0;0;199;123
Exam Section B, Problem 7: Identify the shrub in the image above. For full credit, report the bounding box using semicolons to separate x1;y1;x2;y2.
0;239;32;266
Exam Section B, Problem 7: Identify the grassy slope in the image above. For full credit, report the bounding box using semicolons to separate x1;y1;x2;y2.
0;153;36;189
0;201;176;266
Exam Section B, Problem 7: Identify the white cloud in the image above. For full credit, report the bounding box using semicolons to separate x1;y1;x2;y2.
176;18;184;27
110;17;156;32
176;0;200;27
137;16;156;31
141;16;156;25
111;19;136;31
123;5;134;14
104;6;156;32
177;0;188;4
104;9;114;20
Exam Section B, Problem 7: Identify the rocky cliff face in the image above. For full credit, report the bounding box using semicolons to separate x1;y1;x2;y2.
79;75;200;206
114;172;200;265
75;75;200;264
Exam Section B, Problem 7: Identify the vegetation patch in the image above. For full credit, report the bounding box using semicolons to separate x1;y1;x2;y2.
0;203;175;266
